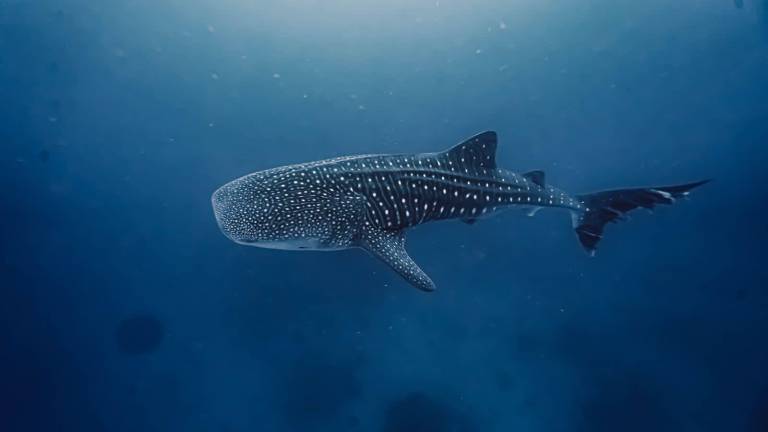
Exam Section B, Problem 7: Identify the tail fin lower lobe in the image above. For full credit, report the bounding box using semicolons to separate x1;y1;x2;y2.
573;180;709;255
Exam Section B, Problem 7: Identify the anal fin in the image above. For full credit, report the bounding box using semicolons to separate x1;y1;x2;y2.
358;227;435;292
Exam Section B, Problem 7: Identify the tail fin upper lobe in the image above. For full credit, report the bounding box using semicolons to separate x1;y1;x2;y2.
573;180;709;255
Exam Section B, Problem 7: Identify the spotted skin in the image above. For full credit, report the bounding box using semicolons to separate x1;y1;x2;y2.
212;131;707;291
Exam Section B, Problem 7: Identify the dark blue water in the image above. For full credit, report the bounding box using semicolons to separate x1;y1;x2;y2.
2;1;767;431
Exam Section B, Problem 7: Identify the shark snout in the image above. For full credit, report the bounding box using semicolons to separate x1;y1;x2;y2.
211;186;234;238
211;181;268;244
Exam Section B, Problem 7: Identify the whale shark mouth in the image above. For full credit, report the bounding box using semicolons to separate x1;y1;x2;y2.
211;187;231;237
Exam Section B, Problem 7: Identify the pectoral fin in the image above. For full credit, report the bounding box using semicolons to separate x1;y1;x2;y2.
358;227;435;292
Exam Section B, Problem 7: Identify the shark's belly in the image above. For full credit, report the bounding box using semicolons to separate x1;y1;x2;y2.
242;238;349;251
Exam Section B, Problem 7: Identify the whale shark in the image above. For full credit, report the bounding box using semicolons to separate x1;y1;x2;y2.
212;131;707;291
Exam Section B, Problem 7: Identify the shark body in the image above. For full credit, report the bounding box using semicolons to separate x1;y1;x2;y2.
212;131;706;291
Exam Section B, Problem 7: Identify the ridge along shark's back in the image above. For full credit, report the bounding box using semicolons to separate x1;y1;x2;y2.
212;131;708;292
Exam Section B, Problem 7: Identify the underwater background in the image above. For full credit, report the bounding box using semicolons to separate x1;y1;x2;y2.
2;0;768;430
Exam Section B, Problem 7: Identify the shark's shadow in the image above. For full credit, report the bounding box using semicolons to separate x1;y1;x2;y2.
749;388;768;432
381;391;476;432
277;351;364;430
576;371;680;432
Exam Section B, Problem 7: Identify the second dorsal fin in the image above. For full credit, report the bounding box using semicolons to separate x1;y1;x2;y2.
523;170;545;187
442;131;498;170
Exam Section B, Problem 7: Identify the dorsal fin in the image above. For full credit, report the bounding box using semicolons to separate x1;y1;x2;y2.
523;170;545;187
443;131;498;170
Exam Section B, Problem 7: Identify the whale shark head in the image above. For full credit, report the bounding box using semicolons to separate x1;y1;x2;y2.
212;173;275;245
211;169;363;251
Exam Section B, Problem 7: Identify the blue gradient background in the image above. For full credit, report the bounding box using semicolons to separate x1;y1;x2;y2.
2;0;767;430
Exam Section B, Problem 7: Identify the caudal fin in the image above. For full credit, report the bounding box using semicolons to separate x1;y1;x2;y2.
573;180;709;255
